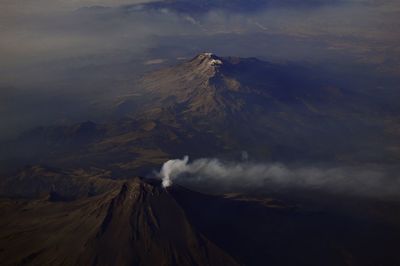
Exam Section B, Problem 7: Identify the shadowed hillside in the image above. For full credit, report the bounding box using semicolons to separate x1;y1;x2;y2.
0;178;237;266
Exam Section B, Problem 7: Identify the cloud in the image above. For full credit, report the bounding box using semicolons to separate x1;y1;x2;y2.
2;0;398;75
2;0;398;74
0;0;399;140
158;156;400;198
144;59;166;65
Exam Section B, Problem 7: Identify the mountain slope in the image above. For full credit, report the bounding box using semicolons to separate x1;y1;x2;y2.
0;178;238;266
0;165;119;200
170;185;400;266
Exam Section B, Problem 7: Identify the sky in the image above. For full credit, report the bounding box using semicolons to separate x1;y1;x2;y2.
0;0;399;139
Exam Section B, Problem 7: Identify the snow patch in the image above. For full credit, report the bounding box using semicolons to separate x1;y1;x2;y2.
209;59;223;66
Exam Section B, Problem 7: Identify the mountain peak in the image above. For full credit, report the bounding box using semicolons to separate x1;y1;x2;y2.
191;52;224;68
196;52;219;59
137;53;331;118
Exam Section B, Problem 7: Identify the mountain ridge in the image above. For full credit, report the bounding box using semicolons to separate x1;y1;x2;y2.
121;0;343;15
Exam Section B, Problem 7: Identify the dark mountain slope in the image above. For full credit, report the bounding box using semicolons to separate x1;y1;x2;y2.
170;185;400;266
0;178;238;266
0;165;119;200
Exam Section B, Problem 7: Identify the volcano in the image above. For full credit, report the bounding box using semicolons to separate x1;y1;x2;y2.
1;171;400;266
2;53;398;176
113;52;394;162
136;52;342;119
0;177;237;266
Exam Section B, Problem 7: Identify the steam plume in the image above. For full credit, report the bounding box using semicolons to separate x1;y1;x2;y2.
160;156;189;188
158;156;400;198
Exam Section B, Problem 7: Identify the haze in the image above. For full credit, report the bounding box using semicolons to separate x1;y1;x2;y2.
1;0;400;139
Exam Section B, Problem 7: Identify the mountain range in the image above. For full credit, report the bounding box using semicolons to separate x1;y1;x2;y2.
2;53;398;177
122;0;342;15
1;52;400;265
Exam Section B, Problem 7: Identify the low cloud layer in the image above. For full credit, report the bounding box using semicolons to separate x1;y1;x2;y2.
158;156;400;199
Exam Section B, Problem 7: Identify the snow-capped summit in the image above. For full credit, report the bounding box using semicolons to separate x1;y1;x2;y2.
191;52;224;71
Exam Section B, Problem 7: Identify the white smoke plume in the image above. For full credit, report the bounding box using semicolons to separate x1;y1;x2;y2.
158;156;400;198
160;156;190;188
